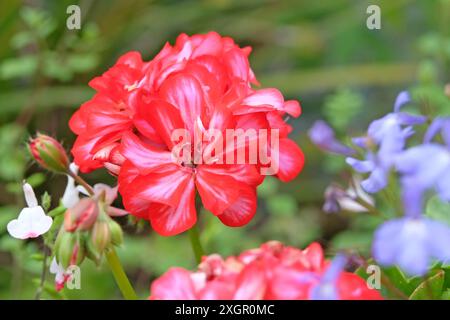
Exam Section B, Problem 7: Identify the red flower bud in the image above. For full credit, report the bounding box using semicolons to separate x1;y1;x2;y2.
64;198;99;232
29;133;69;173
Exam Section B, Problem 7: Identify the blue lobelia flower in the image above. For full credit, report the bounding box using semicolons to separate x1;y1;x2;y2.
373;216;450;276
373;118;450;277
308;120;356;156
346;91;426;193
396;143;450;216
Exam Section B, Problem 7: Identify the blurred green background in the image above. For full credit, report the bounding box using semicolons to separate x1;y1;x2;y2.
0;0;448;299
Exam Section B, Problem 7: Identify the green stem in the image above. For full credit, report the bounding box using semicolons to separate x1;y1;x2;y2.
188;224;204;264
105;247;138;300
34;245;49;300
353;197;383;217
69;171;95;196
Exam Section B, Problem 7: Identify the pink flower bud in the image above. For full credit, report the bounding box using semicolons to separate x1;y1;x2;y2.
64;198;99;232
29;133;69;173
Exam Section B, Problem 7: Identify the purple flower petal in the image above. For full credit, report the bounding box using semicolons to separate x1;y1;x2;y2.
401;179;425;218
425;117;450;148
373;217;450;276
361;167;388;193
308;120;356;156
424;118;445;143
395;112;427;126
323;186;345;213
436;169;450;202
393;91;411;112
426;219;450;262
352;136;369;148
443;120;450;148
310;254;347;300
396;144;450;187
346;157;375;173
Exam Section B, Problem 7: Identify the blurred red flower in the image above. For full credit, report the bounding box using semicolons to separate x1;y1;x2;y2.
150;241;382;300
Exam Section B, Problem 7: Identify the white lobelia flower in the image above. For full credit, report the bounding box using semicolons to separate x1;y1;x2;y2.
7;183;53;239
61;163;81;209
49;257;67;291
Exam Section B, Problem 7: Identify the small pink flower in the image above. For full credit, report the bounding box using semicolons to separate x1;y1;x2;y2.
49;257;70;291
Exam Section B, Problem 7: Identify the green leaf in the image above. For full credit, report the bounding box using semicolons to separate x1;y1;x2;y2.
382;266;420;296
27;172;46;188
331;230;372;254
30;253;44;261
441;289;450;300
411;84;450;117
257;177;279;197
41;192;51;211
266;194;298;217
323;88;363;130
425;196;450;226
0;123;26;181
0;55;38;79
67;53;99;73
409;270;445;300
0;206;18;233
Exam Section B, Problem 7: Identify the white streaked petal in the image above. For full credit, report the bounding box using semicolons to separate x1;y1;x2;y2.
23;183;38;208
7;207;52;239
62;175;80;209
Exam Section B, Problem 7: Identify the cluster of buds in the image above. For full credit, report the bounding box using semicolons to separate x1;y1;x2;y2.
55;187;124;268
28;133;125;269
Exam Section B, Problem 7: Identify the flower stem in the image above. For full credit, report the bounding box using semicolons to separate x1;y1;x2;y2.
188;224;204;264
34;245;49;300
354;196;383;216
105;247;138;300
68;171;95;196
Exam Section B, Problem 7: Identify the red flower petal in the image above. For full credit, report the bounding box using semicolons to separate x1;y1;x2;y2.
159;73;205;133
134;99;185;148
149;177;196;236
71;135;103;173
121;132;173;175
302;242;325;271
274;138;305;182
233;262;266;299
283;100;302;118
126;163;193;208
218;186;257;227
118;161;152;219
150;267;197;300
223;48;252;84
195;166;241;216
337;273;383;300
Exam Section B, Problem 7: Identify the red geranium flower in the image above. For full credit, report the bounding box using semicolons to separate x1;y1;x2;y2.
69;32;305;234
150;241;382;300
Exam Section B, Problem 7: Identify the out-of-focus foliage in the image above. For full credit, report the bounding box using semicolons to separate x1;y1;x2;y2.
0;0;448;299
